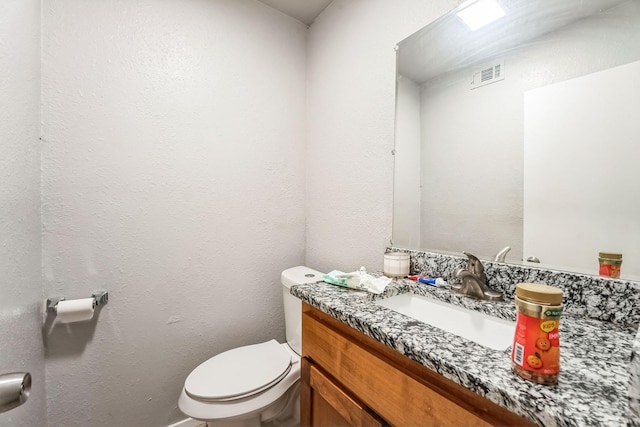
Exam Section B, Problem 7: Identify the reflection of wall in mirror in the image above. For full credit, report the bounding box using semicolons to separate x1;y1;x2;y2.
394;75;421;249
419;60;523;261
393;0;640;272
524;59;640;279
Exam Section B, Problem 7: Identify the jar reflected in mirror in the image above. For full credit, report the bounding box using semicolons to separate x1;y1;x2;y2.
598;252;622;278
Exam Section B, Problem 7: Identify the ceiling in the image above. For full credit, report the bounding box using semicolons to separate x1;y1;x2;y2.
257;0;333;25
397;0;630;83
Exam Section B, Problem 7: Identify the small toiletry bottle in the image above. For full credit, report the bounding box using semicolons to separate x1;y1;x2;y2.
511;283;563;385
598;252;622;278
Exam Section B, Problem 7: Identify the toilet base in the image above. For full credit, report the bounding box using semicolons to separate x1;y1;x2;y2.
203;382;299;427
205;416;260;427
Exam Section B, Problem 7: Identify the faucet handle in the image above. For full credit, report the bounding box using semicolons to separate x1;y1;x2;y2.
462;251;484;276
494;246;511;262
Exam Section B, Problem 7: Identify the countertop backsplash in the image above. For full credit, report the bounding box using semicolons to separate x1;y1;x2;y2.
389;247;640;327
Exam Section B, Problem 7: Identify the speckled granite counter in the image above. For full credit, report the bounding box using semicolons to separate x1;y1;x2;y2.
291;277;638;426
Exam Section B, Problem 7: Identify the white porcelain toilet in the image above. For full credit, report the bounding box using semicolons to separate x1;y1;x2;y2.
178;266;323;427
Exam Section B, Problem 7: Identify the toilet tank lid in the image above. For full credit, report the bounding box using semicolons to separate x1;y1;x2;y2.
281;266;324;289
185;340;291;401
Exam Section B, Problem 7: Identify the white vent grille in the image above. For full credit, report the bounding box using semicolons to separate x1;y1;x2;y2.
471;60;505;89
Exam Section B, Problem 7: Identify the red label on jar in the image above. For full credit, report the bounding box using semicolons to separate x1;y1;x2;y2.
599;263;612;277
511;311;560;376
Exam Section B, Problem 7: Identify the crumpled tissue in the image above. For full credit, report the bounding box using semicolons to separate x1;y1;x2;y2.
322;267;391;294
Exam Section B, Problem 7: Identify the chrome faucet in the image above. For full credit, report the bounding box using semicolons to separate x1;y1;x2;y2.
451;252;503;301
494;246;511;262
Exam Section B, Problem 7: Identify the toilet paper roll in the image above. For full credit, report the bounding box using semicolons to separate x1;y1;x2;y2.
56;298;95;323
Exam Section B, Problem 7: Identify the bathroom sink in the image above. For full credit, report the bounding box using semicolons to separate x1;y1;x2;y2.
375;294;515;351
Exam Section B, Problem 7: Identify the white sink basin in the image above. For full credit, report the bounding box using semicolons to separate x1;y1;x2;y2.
375;293;515;351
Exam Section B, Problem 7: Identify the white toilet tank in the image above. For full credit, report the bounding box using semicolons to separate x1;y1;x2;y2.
281;266;323;356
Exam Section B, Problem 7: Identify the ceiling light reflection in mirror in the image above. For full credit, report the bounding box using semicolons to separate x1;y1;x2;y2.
457;0;506;31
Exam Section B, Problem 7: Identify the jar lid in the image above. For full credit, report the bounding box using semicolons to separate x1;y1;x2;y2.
384;251;409;259
599;252;622;259
515;283;563;305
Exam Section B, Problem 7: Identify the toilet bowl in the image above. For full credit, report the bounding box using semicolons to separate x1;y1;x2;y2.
178;266;323;427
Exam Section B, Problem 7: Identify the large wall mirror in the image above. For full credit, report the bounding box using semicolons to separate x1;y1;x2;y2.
393;0;640;280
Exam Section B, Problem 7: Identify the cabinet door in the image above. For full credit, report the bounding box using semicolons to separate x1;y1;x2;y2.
301;358;384;427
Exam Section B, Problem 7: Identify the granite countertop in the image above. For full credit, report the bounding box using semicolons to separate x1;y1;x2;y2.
291;277;638;427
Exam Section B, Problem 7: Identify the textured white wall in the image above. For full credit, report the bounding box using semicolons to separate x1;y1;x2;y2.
0;1;47;426
305;0;462;272
41;1;307;426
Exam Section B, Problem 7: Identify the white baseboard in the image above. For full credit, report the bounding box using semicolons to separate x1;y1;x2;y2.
167;418;207;427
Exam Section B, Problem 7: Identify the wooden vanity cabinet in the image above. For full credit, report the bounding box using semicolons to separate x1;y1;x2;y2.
300;302;535;427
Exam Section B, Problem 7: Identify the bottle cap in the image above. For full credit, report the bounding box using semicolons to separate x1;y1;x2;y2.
515;283;563;305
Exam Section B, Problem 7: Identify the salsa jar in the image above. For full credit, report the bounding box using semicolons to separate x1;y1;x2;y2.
511;283;563;385
598;252;622;278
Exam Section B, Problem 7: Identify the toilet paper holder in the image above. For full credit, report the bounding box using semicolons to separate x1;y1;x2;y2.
46;290;109;313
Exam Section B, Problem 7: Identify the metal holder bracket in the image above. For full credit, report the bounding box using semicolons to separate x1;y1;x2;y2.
46;297;65;313
91;291;109;307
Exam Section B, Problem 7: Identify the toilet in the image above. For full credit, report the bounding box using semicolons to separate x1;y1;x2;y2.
178;266;323;427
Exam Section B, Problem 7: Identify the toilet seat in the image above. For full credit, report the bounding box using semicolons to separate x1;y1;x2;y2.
185;340;292;402
179;342;301;422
